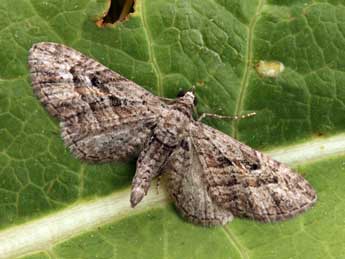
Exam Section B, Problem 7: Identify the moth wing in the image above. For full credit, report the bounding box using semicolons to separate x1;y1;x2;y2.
165;138;233;226
190;122;317;222
29;42;164;162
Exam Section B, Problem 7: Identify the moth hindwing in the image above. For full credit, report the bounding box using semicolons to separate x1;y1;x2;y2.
29;42;317;226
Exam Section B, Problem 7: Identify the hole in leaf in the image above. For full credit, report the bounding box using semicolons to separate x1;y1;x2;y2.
316;132;324;137
97;0;135;27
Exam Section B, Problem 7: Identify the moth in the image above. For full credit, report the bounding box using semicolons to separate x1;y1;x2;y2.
28;42;316;226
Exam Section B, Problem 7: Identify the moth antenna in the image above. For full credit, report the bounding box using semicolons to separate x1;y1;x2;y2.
198;112;256;122
190;85;196;93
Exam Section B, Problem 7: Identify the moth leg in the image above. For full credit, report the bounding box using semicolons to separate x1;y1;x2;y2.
130;137;174;207
156;174;162;194
158;96;175;104
197;112;256;122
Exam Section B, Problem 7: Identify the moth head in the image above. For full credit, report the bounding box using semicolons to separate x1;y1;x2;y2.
176;86;197;106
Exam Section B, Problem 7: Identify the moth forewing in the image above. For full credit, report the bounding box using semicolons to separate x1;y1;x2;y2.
188;122;317;223
28;42;164;162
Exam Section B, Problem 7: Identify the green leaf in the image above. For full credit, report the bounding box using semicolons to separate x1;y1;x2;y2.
0;0;344;258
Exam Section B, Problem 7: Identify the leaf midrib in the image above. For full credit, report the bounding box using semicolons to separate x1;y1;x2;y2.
1;133;345;259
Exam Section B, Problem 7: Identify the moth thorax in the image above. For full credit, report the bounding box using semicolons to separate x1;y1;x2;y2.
172;102;193;118
173;92;195;118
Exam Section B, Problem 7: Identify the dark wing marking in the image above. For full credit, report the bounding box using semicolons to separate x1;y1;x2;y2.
190;122;317;222
29;42;165;162
165;138;233;226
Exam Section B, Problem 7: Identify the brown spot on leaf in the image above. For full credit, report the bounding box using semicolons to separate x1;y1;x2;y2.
96;0;135;27
196;80;205;87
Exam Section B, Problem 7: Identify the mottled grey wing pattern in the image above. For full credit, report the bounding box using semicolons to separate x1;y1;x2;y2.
166;138;234;226
189;122;317;223
29;42;164;162
28;42;316;226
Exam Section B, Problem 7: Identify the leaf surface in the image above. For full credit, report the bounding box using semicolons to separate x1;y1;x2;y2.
0;0;344;258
